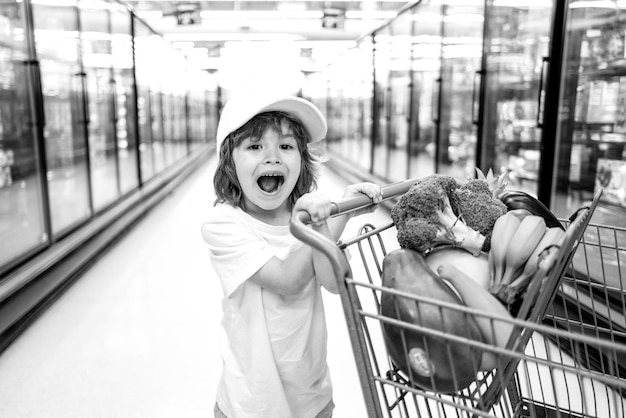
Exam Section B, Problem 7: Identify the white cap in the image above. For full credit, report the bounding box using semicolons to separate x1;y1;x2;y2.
216;94;327;149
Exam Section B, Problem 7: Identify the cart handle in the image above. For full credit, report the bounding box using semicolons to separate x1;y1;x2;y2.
330;177;419;216
290;178;419;286
290;209;351;287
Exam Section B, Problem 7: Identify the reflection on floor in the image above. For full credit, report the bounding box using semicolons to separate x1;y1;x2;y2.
0;155;396;417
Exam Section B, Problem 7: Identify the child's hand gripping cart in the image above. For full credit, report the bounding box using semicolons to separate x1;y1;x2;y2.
291;177;624;418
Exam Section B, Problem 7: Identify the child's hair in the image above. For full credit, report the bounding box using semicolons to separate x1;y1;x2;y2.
214;111;322;210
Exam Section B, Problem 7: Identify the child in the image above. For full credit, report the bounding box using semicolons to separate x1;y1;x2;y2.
201;94;382;418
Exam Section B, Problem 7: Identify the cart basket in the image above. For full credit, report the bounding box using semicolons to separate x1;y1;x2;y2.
291;180;624;418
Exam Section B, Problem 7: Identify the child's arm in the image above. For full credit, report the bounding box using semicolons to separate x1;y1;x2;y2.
247;184;381;296
294;191;340;294
247;243;319;295
307;183;382;293
247;191;333;295
296;183;382;294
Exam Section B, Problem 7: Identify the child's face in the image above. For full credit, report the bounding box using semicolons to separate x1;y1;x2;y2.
232;121;302;215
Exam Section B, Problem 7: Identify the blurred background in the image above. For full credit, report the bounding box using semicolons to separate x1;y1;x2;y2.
0;0;625;396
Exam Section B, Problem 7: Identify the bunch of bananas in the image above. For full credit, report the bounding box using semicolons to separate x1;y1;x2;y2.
434;205;565;370
487;211;565;305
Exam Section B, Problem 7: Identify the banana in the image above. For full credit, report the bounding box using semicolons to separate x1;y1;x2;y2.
498;215;546;288
488;213;521;289
506;208;533;222
499;227;566;304
437;264;515;370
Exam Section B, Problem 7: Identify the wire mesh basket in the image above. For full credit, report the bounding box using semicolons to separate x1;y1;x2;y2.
291;180;625;418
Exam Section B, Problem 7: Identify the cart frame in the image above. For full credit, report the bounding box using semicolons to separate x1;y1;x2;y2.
291;180;624;417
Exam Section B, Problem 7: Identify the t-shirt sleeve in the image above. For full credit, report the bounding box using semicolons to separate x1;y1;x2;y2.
201;214;274;297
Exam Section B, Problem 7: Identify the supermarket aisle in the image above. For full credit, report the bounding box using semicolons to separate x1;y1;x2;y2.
0;154;391;417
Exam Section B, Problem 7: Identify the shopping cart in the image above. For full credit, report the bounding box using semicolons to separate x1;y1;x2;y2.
291;179;626;418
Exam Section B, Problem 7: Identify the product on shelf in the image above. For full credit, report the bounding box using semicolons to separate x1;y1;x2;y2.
595;158;626;208
586;79;620;124
616;77;626;133
606;29;625;62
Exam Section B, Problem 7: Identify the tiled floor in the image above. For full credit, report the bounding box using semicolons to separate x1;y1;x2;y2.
0;155;393;417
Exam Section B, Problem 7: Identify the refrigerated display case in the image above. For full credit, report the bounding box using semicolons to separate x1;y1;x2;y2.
437;0;485;179
372;25;392;180
543;0;626;386
0;0;48;270
110;6;138;196
33;0;93;234
386;11;413;182
319;39;374;174
553;0;626;228
407;0;441;180
80;0;121;211
479;0;555;196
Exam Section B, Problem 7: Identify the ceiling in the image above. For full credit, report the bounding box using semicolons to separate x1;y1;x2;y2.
125;1;414;70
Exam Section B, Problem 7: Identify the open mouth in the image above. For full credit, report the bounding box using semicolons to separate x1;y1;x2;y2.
257;173;285;193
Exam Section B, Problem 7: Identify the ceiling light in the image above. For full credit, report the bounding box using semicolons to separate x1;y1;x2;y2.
569;0;626;7
164;33;305;42
296;40;357;49
137;11;163;19
345;11;398;19
412;12;443;22
30;0;77;5
172;41;195;50
443;14;484;23
492;0;556;6
199;10;324;19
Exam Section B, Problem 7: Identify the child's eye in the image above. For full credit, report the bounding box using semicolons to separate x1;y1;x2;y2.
280;143;296;150
247;144;262;150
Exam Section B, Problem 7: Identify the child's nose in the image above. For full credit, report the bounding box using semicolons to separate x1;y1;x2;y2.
264;148;281;164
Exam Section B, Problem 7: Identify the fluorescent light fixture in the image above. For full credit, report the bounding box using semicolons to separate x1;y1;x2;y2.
493;0;553;7
172;41;195;50
164;33;304;42
171;0;406;2
443;36;483;45
34;28;79;40
412;12;443;22
569;0;626;7
78;0;122;10
30;0;76;6
137;11;163;19
184;48;209;61
344;11;398;19
81;31;113;41
200;10;324;19
586;29;603;37
443;13;484;23
443;0;484;5
295;40;357;49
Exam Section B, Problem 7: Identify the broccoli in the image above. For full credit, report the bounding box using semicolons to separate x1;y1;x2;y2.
450;178;508;252
391;175;486;256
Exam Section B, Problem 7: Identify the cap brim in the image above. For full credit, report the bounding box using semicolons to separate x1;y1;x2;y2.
216;95;327;149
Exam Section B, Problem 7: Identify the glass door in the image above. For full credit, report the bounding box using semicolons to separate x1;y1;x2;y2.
110;4;138;195
480;0;555;195
387;11;413;182
438;0;485;180
79;0;118;211
32;0;92;234
133;18;155;182
322;39;373;173
0;0;48;270
372;25;392;179
408;0;443;180
553;0;626;227
550;0;626;383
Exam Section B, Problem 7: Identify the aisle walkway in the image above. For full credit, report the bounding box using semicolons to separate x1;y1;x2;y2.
0;155;393;417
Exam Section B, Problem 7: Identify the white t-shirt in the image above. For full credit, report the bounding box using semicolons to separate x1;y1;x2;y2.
201;203;332;418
